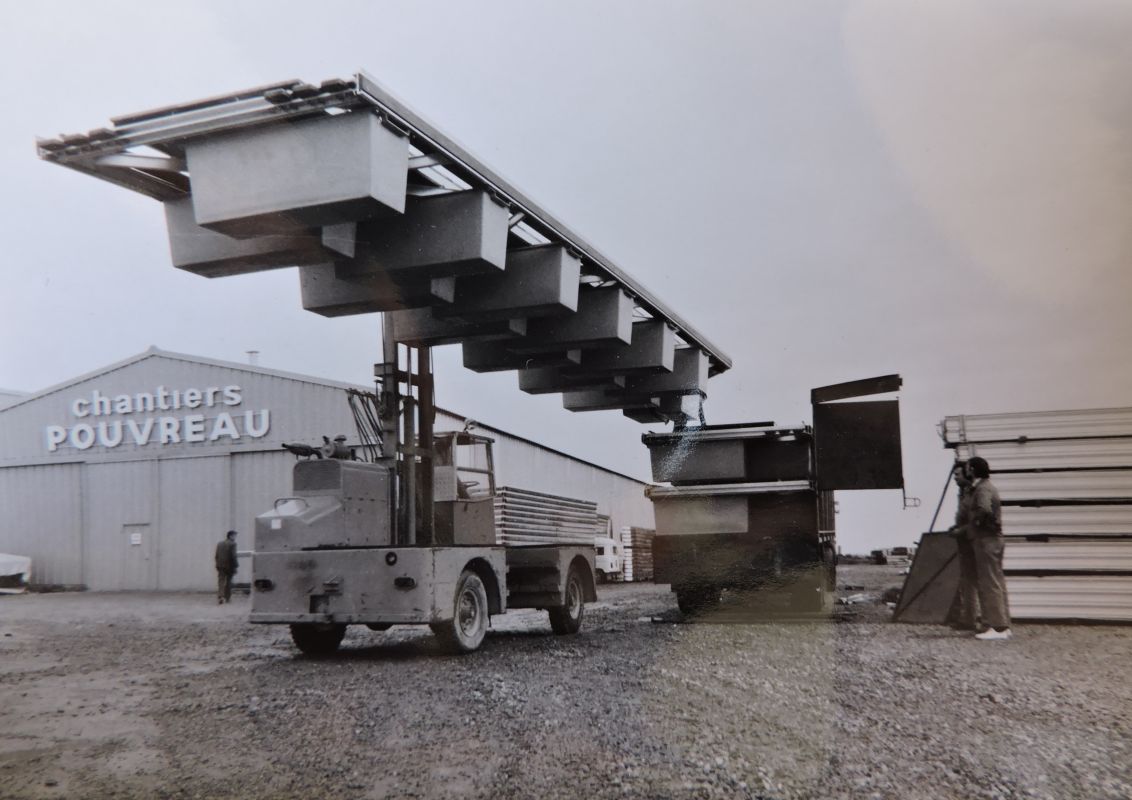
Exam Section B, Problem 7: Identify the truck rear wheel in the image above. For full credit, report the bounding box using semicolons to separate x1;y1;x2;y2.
290;623;346;655
431;569;489;653
675;585;721;616
548;566;585;635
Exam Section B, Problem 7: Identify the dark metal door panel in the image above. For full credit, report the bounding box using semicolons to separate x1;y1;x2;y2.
814;400;904;490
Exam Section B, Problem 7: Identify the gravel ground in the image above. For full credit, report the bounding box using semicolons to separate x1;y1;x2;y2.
1;564;1130;800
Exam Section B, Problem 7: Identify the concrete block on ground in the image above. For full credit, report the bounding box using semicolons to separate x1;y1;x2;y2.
186;112;408;237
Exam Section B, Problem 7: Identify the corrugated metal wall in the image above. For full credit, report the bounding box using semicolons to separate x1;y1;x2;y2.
157;456;231;590
0;351;655;591
84;461;157;590
0;463;83;585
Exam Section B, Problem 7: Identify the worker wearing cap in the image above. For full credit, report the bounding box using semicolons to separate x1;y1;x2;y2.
962;457;1011;640
214;530;239;604
948;462;980;631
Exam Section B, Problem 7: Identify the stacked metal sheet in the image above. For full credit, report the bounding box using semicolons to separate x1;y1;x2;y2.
493;487;598;547
620;526;655;582
942;407;1132;622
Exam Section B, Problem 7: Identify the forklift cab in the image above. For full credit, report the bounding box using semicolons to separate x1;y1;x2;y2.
432;431;498;546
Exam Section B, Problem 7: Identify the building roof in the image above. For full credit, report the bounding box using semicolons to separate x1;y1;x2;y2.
1;347;649;485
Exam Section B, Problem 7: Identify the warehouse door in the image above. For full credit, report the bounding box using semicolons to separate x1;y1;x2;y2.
84;461;157;590
121;523;156;590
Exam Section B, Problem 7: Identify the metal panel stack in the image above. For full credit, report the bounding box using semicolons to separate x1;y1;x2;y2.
493;487;598;547
942;407;1132;622
620;526;655;582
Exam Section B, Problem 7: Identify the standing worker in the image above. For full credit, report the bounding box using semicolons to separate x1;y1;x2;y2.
963;457;1012;640
215;530;239;605
947;462;980;631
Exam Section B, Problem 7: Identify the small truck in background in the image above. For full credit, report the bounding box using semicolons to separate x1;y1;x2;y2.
593;534;624;583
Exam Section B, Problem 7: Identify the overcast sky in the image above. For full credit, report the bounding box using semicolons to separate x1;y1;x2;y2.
2;1;1130;553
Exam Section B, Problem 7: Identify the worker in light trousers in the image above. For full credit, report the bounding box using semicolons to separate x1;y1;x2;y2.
961;457;1012;640
947;462;981;631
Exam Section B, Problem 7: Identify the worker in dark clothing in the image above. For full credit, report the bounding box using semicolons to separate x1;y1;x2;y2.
947;462;980;631
215;530;239;604
962;457;1011;640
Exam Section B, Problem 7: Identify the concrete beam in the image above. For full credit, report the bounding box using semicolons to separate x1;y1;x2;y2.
390;308;527;347
623;393;703;424
624;348;709;395
517;368;626;395
299;264;451;316
562;390;660;412
462;342;581;373
341;191;509;280
186;112;408;237
509;287;633;352
436;245;580;322
575;320;675;375
165;197;342;277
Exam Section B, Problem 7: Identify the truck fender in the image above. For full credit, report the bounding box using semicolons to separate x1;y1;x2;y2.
463;557;504;615
569;555;598;603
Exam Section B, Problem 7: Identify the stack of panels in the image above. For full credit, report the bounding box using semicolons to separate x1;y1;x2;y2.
620;526;655;582
493;487;598;548
37;74;731;425
942;406;1132;622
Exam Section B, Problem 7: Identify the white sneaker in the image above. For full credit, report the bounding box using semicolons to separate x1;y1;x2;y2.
974;628;1012;641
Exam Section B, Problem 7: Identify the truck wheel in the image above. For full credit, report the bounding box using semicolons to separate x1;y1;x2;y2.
365;623;392;632
290;623;346;655
548;566;585;635
675;585;721;616
431;569;489;653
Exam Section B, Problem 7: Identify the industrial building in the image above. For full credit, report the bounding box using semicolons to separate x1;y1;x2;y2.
0;347;654;591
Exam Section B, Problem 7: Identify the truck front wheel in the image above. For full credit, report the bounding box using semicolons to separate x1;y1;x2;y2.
431;569;489;653
290;623;346;655
548;566;585;635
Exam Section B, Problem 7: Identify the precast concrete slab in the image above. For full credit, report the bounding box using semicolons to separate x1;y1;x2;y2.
625;348;709;395
577;321;676;375
390;308;527;347
299;264;452;316
164;197;341;277
185;111;409;237
509;287;633;352
562;390;660;413
517;368;626;395
462;342;581;373
344;191;509;280
436;246;580;322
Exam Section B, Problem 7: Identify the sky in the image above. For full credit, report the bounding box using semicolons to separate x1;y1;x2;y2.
2;1;1130;554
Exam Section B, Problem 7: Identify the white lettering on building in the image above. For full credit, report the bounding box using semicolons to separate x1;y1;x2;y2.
44;384;271;453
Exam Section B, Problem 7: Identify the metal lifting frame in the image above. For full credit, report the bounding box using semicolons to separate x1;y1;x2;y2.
37;72;732;377
378;317;436;547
